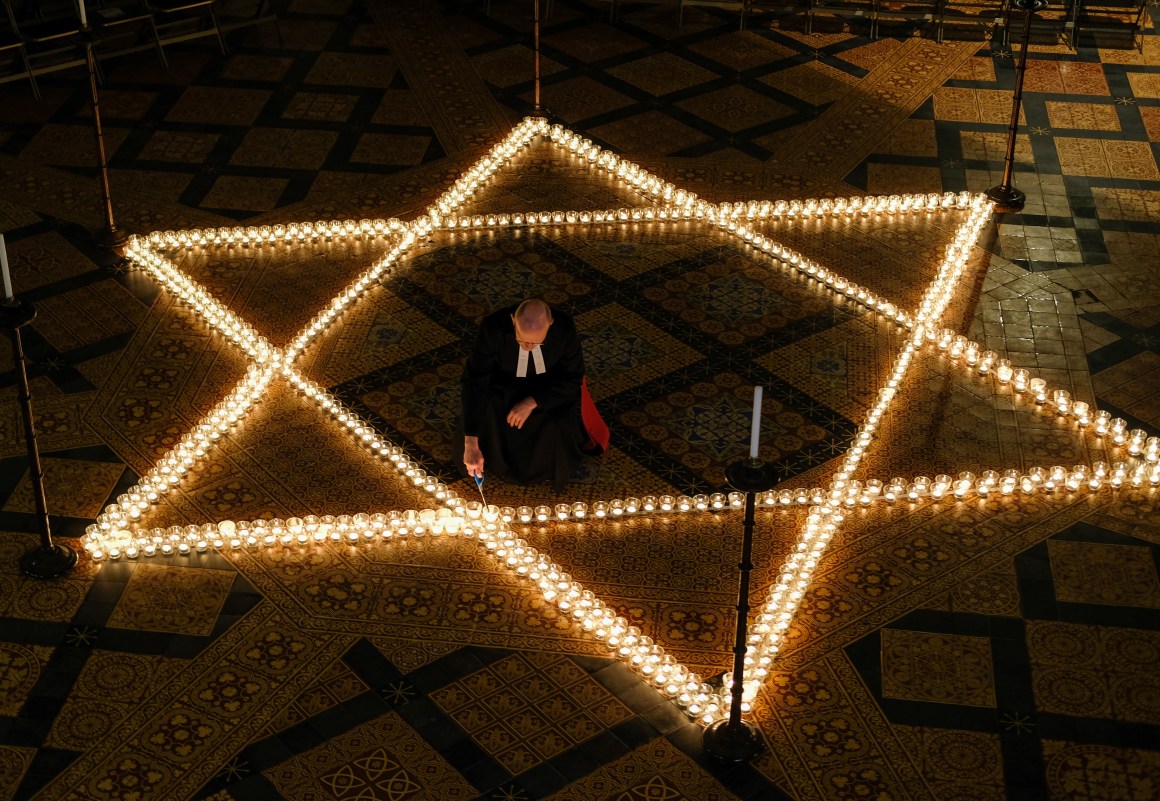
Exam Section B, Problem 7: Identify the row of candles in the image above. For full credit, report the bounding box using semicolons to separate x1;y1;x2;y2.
83;115;1149;725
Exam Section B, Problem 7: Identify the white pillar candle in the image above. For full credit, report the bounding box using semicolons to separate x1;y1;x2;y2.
0;233;13;301
77;0;87;27
749;385;763;459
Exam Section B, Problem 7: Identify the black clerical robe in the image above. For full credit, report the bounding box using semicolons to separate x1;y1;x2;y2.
461;305;585;491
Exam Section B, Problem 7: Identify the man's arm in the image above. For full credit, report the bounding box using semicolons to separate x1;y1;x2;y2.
463;435;484;478
529;319;584;413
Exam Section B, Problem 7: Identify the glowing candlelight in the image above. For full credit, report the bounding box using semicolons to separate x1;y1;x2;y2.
750;385;762;459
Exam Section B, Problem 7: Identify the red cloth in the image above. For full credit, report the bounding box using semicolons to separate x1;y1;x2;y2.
580;376;610;453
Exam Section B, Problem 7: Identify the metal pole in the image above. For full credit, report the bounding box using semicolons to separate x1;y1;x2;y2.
726;487;757;729
3;300;78;579
986;0;1048;212
703;457;773;763
532;0;542;114
82;24;129;251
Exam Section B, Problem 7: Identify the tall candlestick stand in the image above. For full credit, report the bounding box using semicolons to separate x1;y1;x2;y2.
702;457;776;763
986;0;1048;213
532;0;542;114
82;23;129;252
3;300;78;579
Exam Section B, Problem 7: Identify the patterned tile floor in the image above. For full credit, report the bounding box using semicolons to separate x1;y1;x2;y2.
1;0;1159;799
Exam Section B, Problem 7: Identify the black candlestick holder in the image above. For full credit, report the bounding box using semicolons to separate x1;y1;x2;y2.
2;299;78;579
986;0;1050;213
702;456;777;763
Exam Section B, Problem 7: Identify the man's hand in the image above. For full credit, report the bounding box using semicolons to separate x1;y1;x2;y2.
464;436;484;479
506;397;538;429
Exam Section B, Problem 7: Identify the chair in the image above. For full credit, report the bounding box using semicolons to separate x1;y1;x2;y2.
874;0;940;38
484;0;554;17
215;0;282;41
679;0;746;29
937;0;1006;43
91;1;167;67
0;1;38;97
808;0;877;36
147;0;227;66
1000;0;1076;47
742;0;812;31
598;0;667;23
7;0;86;86
1071;0;1149;52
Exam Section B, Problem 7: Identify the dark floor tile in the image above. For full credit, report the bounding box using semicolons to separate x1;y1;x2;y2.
515;762;568;797
278;724;325;754
611;716;657;749
457;756;511;792
610;680;668;713
580;729;632;764
243;736;295;771
639;700;695;735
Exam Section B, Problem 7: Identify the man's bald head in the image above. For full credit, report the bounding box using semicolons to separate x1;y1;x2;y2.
512;299;553;351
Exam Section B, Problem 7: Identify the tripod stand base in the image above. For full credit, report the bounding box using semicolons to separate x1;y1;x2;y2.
985;185;1026;213
21;543;78;580
702;718;764;763
96;224;130;251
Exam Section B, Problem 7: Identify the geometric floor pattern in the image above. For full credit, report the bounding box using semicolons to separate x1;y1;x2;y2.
1;0;1159;799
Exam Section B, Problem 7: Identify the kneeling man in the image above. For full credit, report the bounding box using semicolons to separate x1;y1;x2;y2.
461;299;585;492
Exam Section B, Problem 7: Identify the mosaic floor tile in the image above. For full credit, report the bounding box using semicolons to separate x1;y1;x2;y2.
265;711;477;800
231;129;341;171
759;61;857;106
895;727;1005;800
1025;60;1111;95
304;52;400;88
431;652;631;775
880;628;995;707
590;110;714;157
1043;741;1160;801
606;51;719;98
107;563;235;635
1047;539;1160;607
1056;137;1160;180
1045;100;1122;132
260;658;369;737
0;534;96;621
933;87;1024;124
473;44;569;89
0;643;54;716
218;53;296;83
0;230;102;294
874;118;938;158
165;87;272;127
32;278;149;353
549;20;653;63
949;567;1022;616
529;75;636;125
1093;351;1160;430
866;163;943;195
0;746;35;800
3;457;125;519
676;85;798;133
545;738;735;800
19;124;133;170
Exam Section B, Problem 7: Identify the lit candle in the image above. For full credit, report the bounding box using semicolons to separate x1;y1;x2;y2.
0;233;12;301
77;0;87;27
749;385;762;459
